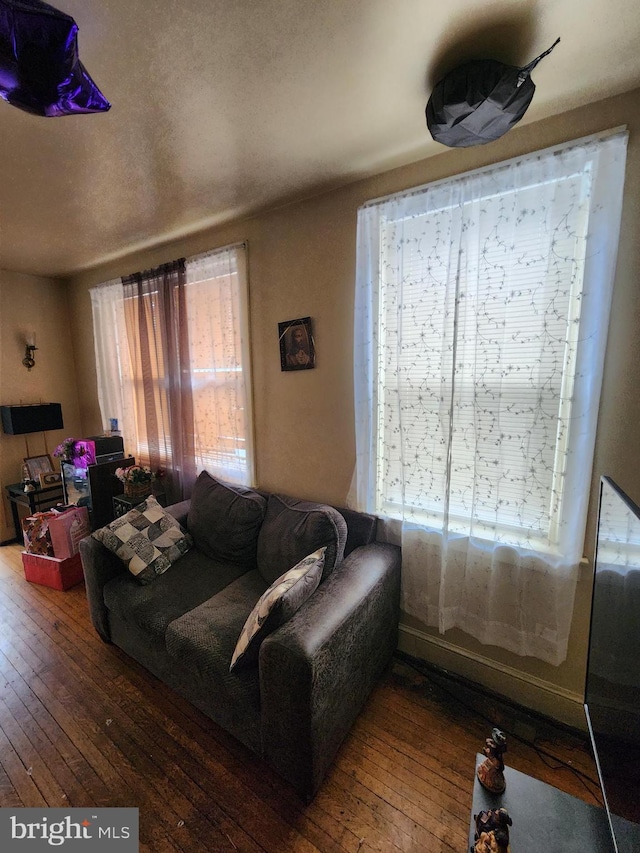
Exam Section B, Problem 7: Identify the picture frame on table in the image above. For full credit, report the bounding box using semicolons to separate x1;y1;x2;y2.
278;316;315;371
39;471;62;488
24;454;54;482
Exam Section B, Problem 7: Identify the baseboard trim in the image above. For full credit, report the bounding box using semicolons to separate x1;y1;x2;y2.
398;623;586;730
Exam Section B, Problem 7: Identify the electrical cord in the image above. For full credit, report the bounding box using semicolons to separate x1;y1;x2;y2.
394;650;604;804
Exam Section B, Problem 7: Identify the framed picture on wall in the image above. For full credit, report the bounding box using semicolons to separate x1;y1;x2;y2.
24;454;54;481
279;316;315;371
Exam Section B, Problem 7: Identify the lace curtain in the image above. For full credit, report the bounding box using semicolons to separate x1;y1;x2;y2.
90;243;253;502
354;131;628;665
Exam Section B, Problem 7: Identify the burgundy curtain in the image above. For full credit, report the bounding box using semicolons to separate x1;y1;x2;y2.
122;259;197;503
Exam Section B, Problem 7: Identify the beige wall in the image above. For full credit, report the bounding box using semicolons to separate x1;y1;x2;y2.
64;87;640;722
0;271;83;542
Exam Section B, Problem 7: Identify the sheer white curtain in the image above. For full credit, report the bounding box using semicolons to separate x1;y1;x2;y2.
354;130;628;665
90;279;137;445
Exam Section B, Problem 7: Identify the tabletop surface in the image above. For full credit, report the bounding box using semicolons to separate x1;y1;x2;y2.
469;754;615;853
6;482;64;496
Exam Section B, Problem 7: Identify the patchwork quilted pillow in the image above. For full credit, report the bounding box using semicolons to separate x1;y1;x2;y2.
93;496;193;584
229;547;325;672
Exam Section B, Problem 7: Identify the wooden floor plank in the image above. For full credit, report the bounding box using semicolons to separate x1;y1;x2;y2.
0;650;114;806
0;760;23;808
0;722;48;807
330;766;458;853
0;625;181;850
0;691;75;806
111;677;350;853
0;544;604;852
318;774;427;853
343;733;469;821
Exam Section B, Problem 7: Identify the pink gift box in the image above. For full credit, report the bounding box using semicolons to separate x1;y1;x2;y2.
22;551;84;591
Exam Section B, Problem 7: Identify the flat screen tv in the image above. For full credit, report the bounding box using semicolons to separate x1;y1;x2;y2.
585;476;640;852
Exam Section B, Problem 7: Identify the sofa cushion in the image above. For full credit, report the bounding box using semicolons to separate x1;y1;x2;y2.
103;548;250;639
230;547;325;672
165;569;268;692
187;472;267;567
257;494;347;585
93;496;193;584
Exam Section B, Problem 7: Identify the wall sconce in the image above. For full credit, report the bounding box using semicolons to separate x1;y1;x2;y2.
22;332;37;371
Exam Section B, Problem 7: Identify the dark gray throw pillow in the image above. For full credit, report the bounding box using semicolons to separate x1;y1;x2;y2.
256;493;347;585
187;472;267;567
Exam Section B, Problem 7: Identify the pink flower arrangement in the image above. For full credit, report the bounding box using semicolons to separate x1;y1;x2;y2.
115;464;153;485
53;437;88;460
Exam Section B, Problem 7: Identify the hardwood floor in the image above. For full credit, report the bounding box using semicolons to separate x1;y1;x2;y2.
0;542;602;852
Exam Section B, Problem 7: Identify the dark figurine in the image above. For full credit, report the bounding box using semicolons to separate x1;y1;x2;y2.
477;727;507;794
471;807;512;853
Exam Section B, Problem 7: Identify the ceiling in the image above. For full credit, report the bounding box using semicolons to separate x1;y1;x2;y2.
2;0;640;278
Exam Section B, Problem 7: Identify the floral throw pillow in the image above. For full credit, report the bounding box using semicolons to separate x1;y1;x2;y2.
93;496;193;584
229;547;326;672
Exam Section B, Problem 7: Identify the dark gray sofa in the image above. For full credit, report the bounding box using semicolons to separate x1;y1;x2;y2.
79;474;401;800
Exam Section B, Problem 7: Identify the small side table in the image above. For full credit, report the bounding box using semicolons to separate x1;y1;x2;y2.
112;492;166;518
468;753;616;852
4;482;65;543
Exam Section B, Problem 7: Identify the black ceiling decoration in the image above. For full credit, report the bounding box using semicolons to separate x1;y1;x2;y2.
0;0;110;117
426;38;560;148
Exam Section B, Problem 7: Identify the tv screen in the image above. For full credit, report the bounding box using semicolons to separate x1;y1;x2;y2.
585;476;640;852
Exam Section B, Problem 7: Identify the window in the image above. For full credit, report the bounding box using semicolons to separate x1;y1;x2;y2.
354;131;628;664
356;131;628;555
375;172;588;551
186;247;254;483
91;243;254;501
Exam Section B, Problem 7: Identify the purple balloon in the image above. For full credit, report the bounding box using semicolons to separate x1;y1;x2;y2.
0;0;110;116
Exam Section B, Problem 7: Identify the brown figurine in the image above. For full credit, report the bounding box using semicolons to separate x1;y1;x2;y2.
477;727;507;794
471;807;512;853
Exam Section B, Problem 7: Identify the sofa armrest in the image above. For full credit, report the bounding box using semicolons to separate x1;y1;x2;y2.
165;499;191;529
79;535;127;642
259;541;401;799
